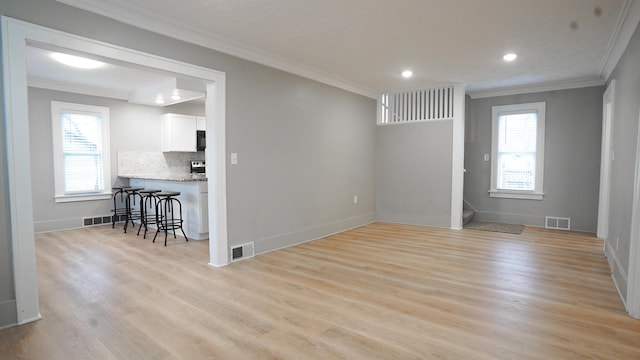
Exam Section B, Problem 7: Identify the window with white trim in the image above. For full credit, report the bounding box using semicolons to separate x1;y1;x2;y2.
490;102;545;200
51;101;112;202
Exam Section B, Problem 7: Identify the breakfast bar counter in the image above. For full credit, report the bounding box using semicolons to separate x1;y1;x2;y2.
118;175;209;240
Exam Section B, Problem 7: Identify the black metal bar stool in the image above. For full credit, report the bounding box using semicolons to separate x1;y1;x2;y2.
111;186;131;228
153;191;188;246
137;189;162;238
123;187;145;233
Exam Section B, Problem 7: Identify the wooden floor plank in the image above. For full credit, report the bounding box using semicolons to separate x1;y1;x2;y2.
1;222;639;359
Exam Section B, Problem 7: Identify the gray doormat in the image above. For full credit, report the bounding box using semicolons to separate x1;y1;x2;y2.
464;221;524;235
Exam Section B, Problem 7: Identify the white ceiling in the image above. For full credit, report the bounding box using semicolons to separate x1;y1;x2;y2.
50;0;637;98
26;45;176;100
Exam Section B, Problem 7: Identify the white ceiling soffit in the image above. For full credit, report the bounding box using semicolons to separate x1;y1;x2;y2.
129;77;205;106
58;0;640;99
26;45;177;101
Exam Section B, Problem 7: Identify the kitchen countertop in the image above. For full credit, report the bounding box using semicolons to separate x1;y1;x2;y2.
118;173;208;182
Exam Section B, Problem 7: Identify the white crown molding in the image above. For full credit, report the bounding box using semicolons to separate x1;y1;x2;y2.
28;77;129;100
56;0;379;99
467;76;605;99
599;0;640;80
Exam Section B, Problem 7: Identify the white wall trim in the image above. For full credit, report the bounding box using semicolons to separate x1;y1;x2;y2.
605;239;629;311
626;107;640;319
28;78;129;101
253;212;376;256
376;212;451;229
468;77;605;99
56;0;378;99
206;79;229;267
450;84;465;229
1;16;230;325
597;80;615;240
2;16;42;326
599;0;640;80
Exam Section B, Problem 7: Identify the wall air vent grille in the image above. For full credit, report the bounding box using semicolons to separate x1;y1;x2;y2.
378;86;455;125
231;242;255;262
545;216;571;231
82;214;123;227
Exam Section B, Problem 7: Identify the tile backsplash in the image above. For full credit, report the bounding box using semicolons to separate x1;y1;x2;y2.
117;151;205;176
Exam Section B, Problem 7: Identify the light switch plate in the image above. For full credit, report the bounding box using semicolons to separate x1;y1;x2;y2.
483;154;490;161
230;153;238;165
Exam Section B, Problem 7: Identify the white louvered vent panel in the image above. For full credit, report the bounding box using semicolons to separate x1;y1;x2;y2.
379;86;455;125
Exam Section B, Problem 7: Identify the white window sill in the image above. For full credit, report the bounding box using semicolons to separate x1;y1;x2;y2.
489;190;544;200
55;192;112;203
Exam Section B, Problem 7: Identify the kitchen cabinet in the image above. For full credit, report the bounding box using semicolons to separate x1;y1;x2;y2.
127;178;208;240
196;116;206;131
161;113;197;152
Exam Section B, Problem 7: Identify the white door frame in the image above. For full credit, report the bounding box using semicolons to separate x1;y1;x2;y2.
627;107;640;319
450;83;466;229
1;17;229;325
597;80;615;241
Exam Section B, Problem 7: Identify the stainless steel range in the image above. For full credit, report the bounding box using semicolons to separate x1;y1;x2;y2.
190;160;206;178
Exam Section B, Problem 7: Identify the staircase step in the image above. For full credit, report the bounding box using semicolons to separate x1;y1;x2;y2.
462;209;475;225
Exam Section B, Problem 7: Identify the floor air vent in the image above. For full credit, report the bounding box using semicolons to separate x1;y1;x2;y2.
545;216;571;231
231;242;255;262
83;214;125;227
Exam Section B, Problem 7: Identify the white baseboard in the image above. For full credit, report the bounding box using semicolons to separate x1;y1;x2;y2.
34;218;84;233
375;212;450;229
0;299;17;329
253;212;376;255
605;240;628;308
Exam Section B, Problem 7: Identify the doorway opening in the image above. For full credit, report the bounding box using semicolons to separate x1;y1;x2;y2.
2;16;229;325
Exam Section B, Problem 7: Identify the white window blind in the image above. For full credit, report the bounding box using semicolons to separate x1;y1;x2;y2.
61;112;105;193
490;102;546;200
497;112;537;191
52;101;111;202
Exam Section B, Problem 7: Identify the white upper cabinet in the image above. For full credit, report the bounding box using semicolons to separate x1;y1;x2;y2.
161;113;197;152
196;116;206;131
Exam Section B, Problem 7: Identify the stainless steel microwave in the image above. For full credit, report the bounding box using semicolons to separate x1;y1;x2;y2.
196;130;206;151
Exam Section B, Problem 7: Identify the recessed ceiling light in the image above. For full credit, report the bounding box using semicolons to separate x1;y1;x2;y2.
171;91;182;101
155;96;165;105
503;53;518;62
401;70;413;78
51;52;105;69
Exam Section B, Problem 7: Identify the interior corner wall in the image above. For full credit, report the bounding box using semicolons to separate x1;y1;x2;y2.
464;86;604;232
605;20;640;302
0;34;18;328
376;121;453;228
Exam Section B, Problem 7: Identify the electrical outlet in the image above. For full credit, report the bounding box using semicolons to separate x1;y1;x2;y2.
353;195;358;204
483;154;490;161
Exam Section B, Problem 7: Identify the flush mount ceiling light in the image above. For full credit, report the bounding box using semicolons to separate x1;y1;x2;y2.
401;70;413;78
51;52;105;69
503;53;518;62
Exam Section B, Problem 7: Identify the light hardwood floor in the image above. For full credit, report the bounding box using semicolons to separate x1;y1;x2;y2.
1;222;639;359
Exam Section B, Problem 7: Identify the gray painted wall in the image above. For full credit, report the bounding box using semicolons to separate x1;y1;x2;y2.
376;121;453;228
27;87;203;232
464;87;604;232
225;66;376;252
605;21;640;300
1;0;377;326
